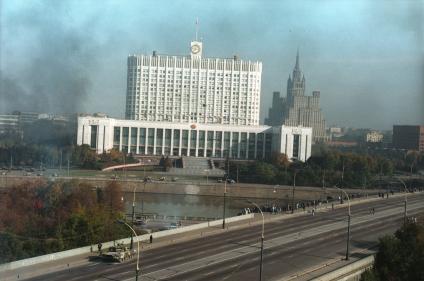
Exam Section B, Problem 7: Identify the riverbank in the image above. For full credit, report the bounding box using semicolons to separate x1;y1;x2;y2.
1;174;385;201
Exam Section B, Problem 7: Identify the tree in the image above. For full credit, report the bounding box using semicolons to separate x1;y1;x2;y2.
405;151;419;174
361;222;424;281
163;156;173;171
271;152;290;169
0;180;128;263
254;162;276;184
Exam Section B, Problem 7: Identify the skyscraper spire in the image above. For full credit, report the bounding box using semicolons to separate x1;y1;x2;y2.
195;17;199;41
295;48;300;70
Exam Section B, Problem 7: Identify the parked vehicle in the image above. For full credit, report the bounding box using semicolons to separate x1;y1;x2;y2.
100;243;136;263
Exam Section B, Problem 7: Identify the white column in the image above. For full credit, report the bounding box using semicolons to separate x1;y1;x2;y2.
119;126;123;152
178;129;182;156
195;130;199;157
136;127;140;154
170;129;174;156
162;128;166;156
153;128;157;155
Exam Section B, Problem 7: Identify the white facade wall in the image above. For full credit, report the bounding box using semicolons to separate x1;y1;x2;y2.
272;126;312;162
77;116;312;162
125;41;262;126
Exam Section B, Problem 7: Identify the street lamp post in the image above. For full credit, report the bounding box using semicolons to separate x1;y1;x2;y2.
222;179;227;229
117;220;140;281
204;169;209;184
335;186;351;261
247;200;265;281
131;185;137;249
395;177;408;225
291;172;297;214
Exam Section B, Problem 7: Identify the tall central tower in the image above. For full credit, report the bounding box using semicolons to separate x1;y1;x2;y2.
265;50;327;142
286;50;305;99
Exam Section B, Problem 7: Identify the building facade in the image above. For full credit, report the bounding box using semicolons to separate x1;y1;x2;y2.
0;114;20;134
125;40;262;126
366;131;384;143
265;51;327;142
77;116;312;162
392;125;424;151
78;40;313;162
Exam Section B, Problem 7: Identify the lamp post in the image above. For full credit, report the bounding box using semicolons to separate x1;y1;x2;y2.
291;171;297;214
247;200;265;281
222;179;227;229
130;185;137;249
204;169;209;184
335;186;351;261
395;177;408;225
273;185;279;214
117;220;140;281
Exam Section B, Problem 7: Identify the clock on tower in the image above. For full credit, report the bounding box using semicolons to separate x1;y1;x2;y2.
190;41;202;58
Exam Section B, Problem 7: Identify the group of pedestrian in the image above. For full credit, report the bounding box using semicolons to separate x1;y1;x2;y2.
377;191;394;199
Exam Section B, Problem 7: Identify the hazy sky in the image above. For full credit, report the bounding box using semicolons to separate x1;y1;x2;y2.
1;0;423;129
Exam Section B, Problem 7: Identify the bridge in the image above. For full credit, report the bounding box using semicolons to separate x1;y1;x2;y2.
1;192;423;281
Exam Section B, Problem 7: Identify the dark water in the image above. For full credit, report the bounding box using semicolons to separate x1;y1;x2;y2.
123;192;291;219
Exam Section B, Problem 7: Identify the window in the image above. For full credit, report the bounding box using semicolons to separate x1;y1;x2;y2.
292;134;300;159
90;125;98;149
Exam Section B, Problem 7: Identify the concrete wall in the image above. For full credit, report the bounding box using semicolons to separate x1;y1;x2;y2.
0;213;253;272
0;175;382;201
309;256;374;281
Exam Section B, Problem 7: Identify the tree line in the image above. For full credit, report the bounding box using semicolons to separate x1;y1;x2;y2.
0;180;130;263
226;148;424;188
0;144;136;170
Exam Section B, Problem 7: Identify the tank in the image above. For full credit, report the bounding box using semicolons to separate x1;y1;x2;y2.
100;243;136;263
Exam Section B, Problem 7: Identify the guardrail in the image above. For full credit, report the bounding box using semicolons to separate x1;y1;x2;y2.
0;213;254;273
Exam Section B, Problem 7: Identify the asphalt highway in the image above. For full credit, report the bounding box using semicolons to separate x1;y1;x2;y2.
22;193;424;281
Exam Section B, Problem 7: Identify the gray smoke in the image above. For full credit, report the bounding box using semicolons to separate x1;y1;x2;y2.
0;1;97;114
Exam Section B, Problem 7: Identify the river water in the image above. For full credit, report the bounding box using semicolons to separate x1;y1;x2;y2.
123;192;292;219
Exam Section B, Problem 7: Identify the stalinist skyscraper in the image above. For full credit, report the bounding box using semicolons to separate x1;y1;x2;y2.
265;51;327;142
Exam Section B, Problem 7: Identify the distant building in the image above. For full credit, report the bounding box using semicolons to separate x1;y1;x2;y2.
366;131;384;143
326;140;358;147
14;111;41;125
0;114;20;134
77;37;313;162
328;126;345;140
77;116;312;162
265;51;326;142
392;125;424;151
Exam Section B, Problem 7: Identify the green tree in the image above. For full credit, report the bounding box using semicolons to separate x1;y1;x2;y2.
361;223;424;281
254;162;276;184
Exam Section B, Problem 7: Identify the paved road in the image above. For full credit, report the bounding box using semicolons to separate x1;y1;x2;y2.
15;193;424;281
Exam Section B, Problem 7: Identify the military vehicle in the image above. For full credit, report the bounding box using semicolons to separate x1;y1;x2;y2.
100;243;136;262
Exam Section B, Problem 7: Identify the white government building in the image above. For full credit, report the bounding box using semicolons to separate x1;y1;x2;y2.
78;39;312;162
